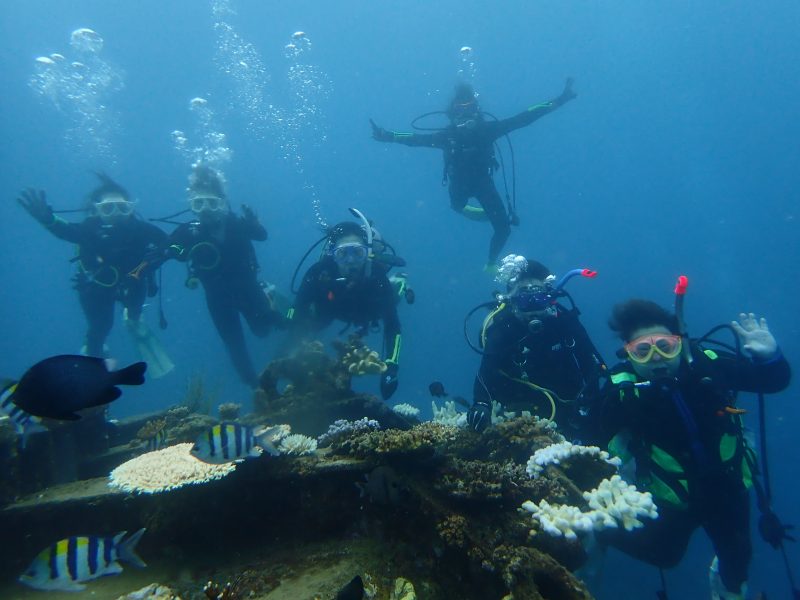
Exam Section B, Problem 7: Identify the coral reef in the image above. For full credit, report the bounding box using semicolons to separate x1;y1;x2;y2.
116;583;181;599
335;335;387;375
392;403;421;418
217;403;241;421
317;417;380;448
135;418;168;450
254;340;411;436
522;475;658;539
334;421;459;459
278;433;318;456
108;443;236;493
1;410;637;599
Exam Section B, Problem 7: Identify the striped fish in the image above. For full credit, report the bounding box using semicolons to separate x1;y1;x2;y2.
191;422;281;464
0;379;45;448
144;428;168;452
19;528;146;592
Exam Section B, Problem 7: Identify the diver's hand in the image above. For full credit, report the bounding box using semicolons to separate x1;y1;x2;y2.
466;401;491;433
558;77;577;105
370;118;391;142
18;188;55;225
759;509;796;549
380;362;399;400
731;313;779;361
241;204;259;224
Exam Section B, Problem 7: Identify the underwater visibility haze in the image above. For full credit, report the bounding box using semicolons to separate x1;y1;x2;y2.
1;1;799;599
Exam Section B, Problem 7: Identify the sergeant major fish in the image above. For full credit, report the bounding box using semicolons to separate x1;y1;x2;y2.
19;528;146;592
0;379;46;448
191;422;282;464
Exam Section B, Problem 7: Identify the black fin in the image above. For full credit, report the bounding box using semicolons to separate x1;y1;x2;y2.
113;362;147;386
335;576;364;600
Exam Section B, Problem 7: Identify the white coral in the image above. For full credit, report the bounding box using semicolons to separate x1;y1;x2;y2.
522;475;658;539
108;443;236;494
431;400;467;427
526;441;621;479
278;433;318;456
392;403;420;418
584;475;658;531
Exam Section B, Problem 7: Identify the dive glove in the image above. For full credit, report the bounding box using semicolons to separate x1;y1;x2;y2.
18;188;55;226
759;509;796;549
467;401;492;433
369;119;392;142
380;361;399;400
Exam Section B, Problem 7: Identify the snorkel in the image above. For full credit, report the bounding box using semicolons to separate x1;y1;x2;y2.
553;268;598;292
348;207;373;278
674;275;692;365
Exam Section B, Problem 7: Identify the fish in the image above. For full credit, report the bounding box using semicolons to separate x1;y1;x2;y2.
19;528;146;592
356;466;408;505
0;379;46;448
7;355;146;420
335;575;364;600
144;428;168;452
191;422;282;464
428;381;470;408
428;381;447;397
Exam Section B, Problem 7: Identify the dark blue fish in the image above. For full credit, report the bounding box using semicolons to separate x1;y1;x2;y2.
7;355;146;420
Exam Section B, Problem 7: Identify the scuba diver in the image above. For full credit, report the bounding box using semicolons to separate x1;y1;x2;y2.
154;165;283;388
17;175;173;377
593;294;791;600
370;78;576;271
465;254;605;438
288;209;407;400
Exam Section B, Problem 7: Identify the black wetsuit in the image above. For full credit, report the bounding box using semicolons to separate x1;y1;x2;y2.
377;96;570;264
473;305;605;440
595;346;791;593
165;213;281;387
291;256;402;364
45;215;166;356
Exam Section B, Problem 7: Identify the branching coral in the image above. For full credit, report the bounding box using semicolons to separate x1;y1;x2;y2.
334;335;387;376
338;422;459;459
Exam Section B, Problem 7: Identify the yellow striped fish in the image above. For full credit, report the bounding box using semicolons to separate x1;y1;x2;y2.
191;422;281;464
19;528;146;591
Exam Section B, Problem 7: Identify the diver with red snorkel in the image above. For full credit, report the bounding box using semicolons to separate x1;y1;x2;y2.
594;277;794;600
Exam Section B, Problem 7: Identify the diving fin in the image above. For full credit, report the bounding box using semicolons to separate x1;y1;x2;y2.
124;311;174;379
461;205;489;222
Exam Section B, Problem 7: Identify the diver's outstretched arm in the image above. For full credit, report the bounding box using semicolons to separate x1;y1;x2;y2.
17;188;84;243
491;78;577;138
370;118;445;148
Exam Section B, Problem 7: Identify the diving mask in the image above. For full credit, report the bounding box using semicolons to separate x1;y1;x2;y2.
511;285;554;313
189;195;226;213
333;242;368;266
94;199;134;217
625;334;683;364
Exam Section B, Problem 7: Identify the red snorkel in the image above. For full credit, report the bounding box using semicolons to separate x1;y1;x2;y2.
553;267;597;292
674;275;692;364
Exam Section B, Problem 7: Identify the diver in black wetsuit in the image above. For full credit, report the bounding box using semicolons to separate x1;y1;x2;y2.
159;165;283;387
466;256;605;438
17;175;169;369
370;79;576;270
289;214;404;400
594;300;791;599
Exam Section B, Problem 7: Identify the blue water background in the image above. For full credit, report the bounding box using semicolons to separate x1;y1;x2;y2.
1;1;798;597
